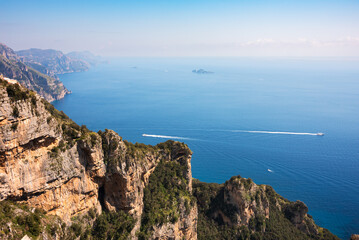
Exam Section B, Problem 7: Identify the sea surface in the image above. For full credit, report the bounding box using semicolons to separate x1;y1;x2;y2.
53;57;359;239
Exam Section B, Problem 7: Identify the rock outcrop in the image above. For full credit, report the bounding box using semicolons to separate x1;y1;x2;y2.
99;130;197;239
193;176;339;240
0;77;104;220
217;176;319;235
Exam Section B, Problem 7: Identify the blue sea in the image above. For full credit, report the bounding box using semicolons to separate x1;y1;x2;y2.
53;57;359;239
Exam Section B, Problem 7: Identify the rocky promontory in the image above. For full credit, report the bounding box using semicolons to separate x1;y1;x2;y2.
0;78;339;239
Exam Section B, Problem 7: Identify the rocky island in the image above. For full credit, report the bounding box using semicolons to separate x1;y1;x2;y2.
192;69;214;74
0;76;340;239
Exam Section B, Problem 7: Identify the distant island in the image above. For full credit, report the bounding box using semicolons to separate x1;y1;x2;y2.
192;69;214;74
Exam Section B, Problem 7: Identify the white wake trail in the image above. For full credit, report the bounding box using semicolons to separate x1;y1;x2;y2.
142;134;192;140
231;130;321;136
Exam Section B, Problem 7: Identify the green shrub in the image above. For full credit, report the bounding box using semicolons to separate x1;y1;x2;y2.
70;223;82;237
47;116;52;124
12;106;19;118
6;84;30;101
92;210;135;240
11;122;18;131
25;214;41;236
88;208;96;219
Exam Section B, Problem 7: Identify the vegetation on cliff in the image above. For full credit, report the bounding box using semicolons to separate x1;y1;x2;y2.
0;201;62;239
193;177;340;240
138;156;195;239
0;77;37;103
0;200;135;240
91;210;135;240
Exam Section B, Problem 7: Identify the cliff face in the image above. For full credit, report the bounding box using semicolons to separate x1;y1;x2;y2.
0;78;197;239
0;77;104;220
100;130;197;239
217;176;319;236
0;43;70;102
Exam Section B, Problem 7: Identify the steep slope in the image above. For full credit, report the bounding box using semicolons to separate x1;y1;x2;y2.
16;48;91;76
0;43;69;102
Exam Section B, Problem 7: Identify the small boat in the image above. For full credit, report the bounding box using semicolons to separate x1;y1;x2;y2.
317;133;324;136
267;169;273;173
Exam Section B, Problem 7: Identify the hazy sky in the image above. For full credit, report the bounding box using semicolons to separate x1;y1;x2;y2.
1;0;359;57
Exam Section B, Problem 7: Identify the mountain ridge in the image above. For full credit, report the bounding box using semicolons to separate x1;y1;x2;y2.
16;48;100;77
0;42;101;102
0;43;70;102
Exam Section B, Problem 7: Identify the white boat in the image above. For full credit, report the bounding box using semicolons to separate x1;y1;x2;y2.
317;133;324;136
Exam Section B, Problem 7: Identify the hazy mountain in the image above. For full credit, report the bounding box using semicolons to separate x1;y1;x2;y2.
0;43;69;101
67;50;103;66
16;48;91;77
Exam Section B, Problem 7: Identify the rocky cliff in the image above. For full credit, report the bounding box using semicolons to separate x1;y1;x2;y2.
0;77;196;239
193;176;339;240
0;76;104;220
0;43;69;102
0;78;339;239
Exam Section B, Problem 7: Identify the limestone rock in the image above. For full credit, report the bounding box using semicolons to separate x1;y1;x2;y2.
0;80;103;221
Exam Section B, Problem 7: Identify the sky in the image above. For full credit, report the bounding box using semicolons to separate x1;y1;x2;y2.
1;0;359;57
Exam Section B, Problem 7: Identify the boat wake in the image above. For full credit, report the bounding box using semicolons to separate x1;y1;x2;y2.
231;130;323;136
142;134;192;140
